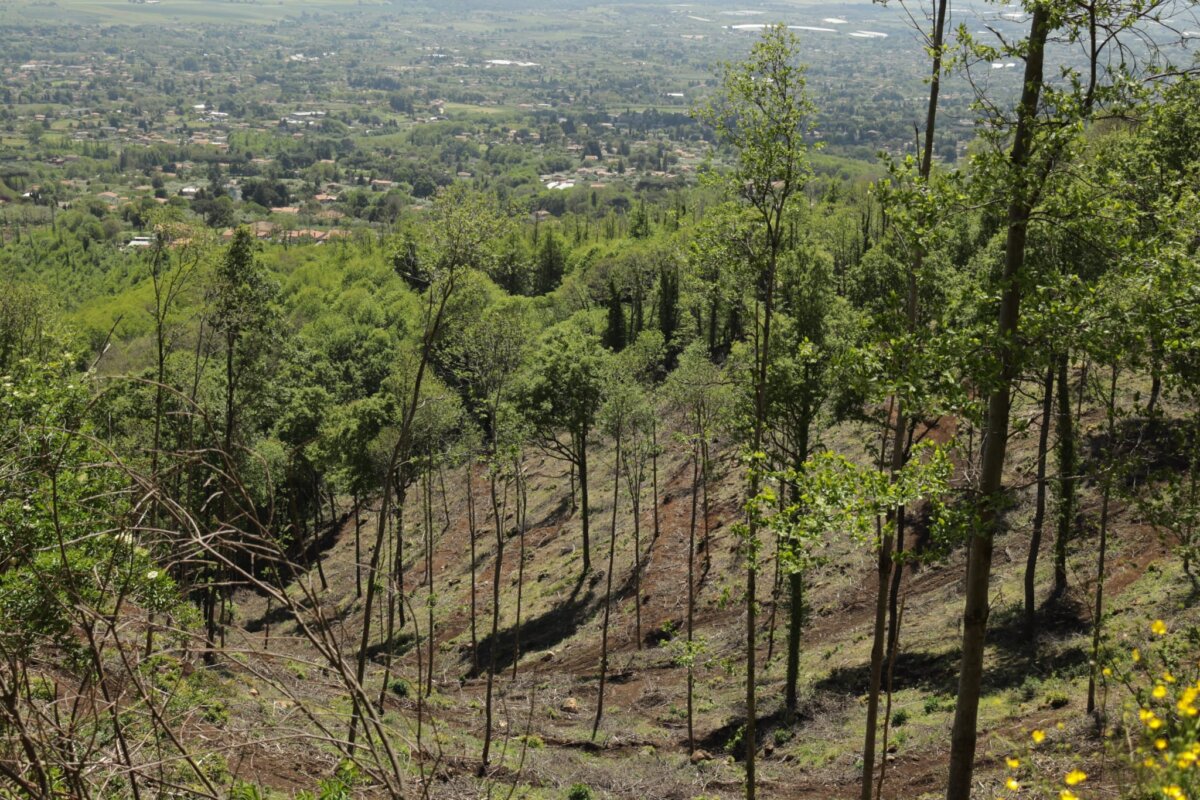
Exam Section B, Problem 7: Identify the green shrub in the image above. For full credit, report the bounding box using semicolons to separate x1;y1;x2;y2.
567;783;594;800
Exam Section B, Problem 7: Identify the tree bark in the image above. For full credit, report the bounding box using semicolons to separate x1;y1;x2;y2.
1054;352;1075;597
481;470;506;771
1087;364;1118;714
686;440;699;754
945;8;1050;796
592;427;621;739
579;432;592;574
1025;363;1055;637
467;464;479;672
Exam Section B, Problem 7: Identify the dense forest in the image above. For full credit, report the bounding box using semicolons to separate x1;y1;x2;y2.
3;2;1200;799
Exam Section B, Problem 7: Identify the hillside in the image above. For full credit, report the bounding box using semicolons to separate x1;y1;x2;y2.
198;387;1184;799
2;7;1199;800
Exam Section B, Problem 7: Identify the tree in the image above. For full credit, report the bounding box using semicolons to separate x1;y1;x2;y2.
665;342;730;752
658;257;681;355
592;373;649;739
693;24;817;796
521;319;609;576
945;0;1182;791
351;185;509;746
535;229;567;294
603;278;627;352
617;330;665;650
445;296;531;769
205;225;277;657
765;244;836;722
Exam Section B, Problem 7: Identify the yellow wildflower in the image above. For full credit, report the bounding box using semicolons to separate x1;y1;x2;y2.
1032;729;1046;744
1178;687;1199;717
1006;777;1020;791
1006;756;1021;769
1102;667;1112;677
1165;671;1176;683
1157;738;1169;750
1134;648;1142;662
1064;769;1087;785
1152;619;1168;635
1162;784;1184;799
1155;684;1169;699
1060;792;1078;800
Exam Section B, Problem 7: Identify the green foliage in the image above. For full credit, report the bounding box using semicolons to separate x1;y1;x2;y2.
566;783;595;800
521;318;608;446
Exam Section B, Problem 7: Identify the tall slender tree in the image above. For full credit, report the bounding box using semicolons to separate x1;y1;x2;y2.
694;25;817;796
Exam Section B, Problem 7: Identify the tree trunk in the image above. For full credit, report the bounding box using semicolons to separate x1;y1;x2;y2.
651;419;661;542
378;503;401;709
579;432;592;574
481;469;507;771
1054;352;1075;597
863;408;906;800
424;469;435;698
1087;364;1118;715
1025;363;1055;637
686;441;699;754
353;493;363;599
630;474;643;651
861;517;895;800
592;427;621;739
785;422;810;721
945;8;1050;796
512;457;528;679
467;464;479;671
784;571;803;722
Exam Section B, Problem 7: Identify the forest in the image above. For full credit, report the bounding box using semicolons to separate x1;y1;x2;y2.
3;1;1200;798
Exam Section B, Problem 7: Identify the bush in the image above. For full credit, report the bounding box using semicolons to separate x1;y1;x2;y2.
567;784;595;800
922;694;953;715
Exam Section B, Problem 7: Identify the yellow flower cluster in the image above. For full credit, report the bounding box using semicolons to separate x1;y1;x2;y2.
1007;738;1086;797
1012;621;1199;800
1126;620;1200;800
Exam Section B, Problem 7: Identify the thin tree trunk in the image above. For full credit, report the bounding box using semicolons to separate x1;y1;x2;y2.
876;596;906;800
1087;364;1118;715
512;456;528;679
785;424;810;720
579;433;592;574
946;8;1050;796
378;503;401;709
1054;353;1075;597
651;419;661;542
862;409;906;800
592;426;621;740
627;457;644;651
766;537;783;665
686;440;699;754
424;469;435;698
481;469;507;771
354;493;363;599
467;464;479;672
1025;363;1055;637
